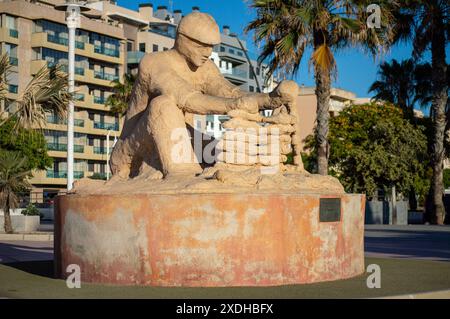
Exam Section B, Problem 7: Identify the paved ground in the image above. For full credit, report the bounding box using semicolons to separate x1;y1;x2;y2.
0;241;53;263
0;257;449;298
364;225;450;262
0;225;449;298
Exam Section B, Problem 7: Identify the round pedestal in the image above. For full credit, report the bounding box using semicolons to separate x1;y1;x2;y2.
55;193;365;287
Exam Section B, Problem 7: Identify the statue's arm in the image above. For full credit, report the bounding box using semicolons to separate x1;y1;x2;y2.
124;62;150;121
202;61;283;110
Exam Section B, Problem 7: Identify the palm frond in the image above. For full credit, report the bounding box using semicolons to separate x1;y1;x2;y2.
10;64;71;130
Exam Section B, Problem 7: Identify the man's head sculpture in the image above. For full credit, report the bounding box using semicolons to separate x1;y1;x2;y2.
175;12;221;68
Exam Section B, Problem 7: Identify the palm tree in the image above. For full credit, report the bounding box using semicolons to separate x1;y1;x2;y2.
105;73;136;116
369;59;416;118
394;0;449;224
0;60;71;131
0;151;31;234
369;59;434;118
246;0;397;175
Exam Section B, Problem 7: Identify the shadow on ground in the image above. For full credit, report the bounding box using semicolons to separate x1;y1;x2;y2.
1;257;449;299
364;228;450;262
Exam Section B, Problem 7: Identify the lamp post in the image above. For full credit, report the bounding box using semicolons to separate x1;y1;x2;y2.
55;1;90;191
106;130;118;181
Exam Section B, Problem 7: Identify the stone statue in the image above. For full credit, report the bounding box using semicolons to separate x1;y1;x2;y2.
74;12;344;194
59;12;364;289
110;12;300;180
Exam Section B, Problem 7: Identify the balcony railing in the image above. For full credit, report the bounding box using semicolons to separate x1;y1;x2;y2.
46;115;84;127
46;115;65;125
93;146;112;154
9;56;18;66
89;172;108;180
127;51;145;64
8;85;18;94
74;93;85;101
46;170;84;179
74;145;84;153
94;45;120;58
47;34;68;46
47;34;84;49
9;29;18;38
47;142;84;152
47;142;67;152
94;70;119;81
224;68;248;79
93;96;106;104
94;121;119;131
74;119;85;127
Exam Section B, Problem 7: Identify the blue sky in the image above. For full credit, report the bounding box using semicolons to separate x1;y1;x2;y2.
117;0;446;106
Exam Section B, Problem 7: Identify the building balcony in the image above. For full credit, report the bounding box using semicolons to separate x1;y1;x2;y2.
31;32;122;65
94;45;120;58
30;59;114;88
93;121;119;131
46;115;84;127
46;170;84;179
0;27;19;44
127;51;145;65
46;34;86;50
222;68;248;84
74;93;85;102
93;146;112;155
94;70;119;82
93;96;106;105
217;46;247;65
9;29;18;38
9;56;18;66
47;142;84;153
8;85;18;94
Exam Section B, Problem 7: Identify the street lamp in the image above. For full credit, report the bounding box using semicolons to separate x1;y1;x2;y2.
55;1;91;191
106;130;118;181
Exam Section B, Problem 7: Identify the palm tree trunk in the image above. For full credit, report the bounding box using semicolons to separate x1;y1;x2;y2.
3;200;13;234
314;64;331;175
429;11;447;225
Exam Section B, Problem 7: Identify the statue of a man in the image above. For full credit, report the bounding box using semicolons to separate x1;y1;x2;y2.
110;12;295;179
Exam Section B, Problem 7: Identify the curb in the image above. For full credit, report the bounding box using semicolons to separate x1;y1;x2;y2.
0;233;53;241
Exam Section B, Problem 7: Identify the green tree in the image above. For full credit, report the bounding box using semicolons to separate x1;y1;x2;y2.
246;0;397;175
305;103;428;198
105;73;136;117
0;151;31;233
394;0;449;224
0;118;52;171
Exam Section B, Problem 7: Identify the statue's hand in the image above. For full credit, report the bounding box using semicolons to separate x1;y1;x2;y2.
270;80;299;106
234;96;259;114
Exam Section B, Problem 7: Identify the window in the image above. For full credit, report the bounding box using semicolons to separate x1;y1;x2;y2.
163;47;168;51
249;66;254;79
249;86;254;92
127;42;133;51
256;67;260;76
139;43;145;52
153;44;159;52
220;46;225;52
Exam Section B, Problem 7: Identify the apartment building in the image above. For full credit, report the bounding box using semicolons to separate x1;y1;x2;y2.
0;0;126;201
0;0;278;201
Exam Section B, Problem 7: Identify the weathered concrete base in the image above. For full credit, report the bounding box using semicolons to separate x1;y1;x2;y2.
0;215;40;233
55;193;365;287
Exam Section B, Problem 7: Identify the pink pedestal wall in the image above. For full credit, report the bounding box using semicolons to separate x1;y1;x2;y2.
55;193;365;287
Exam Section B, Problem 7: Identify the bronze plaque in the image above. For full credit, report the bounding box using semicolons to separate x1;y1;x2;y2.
319;198;341;222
